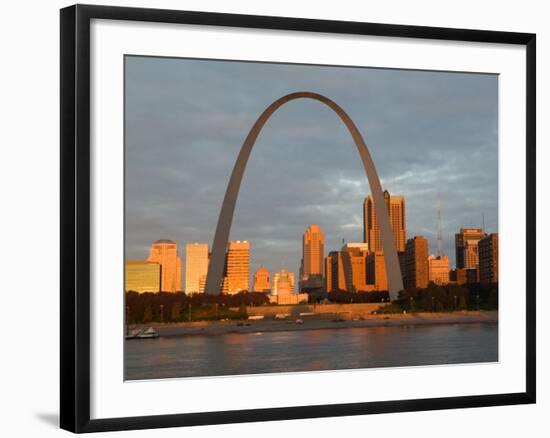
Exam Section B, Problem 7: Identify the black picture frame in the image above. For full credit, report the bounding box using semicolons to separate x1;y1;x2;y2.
60;4;536;433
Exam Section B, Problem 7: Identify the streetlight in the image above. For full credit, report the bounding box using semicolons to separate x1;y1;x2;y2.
160;304;164;323
431;296;435;312
453;295;457;311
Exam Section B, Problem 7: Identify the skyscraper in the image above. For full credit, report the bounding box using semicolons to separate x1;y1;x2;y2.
253;265;270;292
341;243;370;292
325;255;333;292
300;224;325;291
302;224;325;278
185;243;209;294
325;244;373;293
478;233;499;283
363;190;406;252
147;239;182;292
222;240;250;294
326;251;346;292
455;228;486;269
404;236;429;289
366;251;388;291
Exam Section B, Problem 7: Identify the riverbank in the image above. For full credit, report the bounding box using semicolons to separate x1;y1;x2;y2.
131;310;497;338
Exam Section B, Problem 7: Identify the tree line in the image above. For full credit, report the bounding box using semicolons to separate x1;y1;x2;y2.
325;290;390;303
125;291;269;324
126;282;498;324
377;282;498;313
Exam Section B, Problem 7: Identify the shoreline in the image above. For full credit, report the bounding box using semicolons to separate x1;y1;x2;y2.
129;310;498;338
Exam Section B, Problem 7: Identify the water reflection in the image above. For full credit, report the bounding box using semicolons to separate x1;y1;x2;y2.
125;323;498;380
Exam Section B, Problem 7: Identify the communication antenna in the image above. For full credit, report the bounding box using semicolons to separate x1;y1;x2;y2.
437;197;444;257
482;212;485;231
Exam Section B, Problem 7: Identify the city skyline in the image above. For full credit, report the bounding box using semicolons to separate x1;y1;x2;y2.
125;56;498;283
127;222;496;294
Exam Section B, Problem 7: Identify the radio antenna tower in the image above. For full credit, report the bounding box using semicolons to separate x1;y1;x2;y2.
437;198;444;257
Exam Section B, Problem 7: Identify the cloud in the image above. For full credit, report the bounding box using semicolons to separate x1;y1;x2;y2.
125;56;498;283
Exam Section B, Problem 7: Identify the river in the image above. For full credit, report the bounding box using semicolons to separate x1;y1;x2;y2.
125;322;497;380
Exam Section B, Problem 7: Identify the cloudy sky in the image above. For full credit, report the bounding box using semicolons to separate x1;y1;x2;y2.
125;55;498;286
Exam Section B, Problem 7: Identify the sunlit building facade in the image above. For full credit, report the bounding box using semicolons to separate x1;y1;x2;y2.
302;224;325;278
185;242;209;294
147;239;182;292
253;265;270;292
404;236;429;289
427;255;450;285
326;251;346;292
222;240;250;294
272;270;295;295
366;250;388;291
341;243;370;292
479;233;499;283
363;190;406;252
269;269;307;305
300;224;325;291
450;268;467;285
125;261;161;293
325;244;373;293
455;228;486;270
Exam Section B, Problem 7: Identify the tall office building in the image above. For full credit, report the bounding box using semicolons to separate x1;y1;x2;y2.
366;251;388;291
253;266;270;292
326;251;346;292
363;190;406;252
326;244;371;292
125;261;161;293
325;255;333;292
478;233;499;283
455;228;486;269
147;240;182;292
300;224;325;292
222;240;250;294
302;224;325;278
198;274;207;293
404;236;429;289
341;243;370;292
185;243;209;294
450;268;468;285
427;255;450;285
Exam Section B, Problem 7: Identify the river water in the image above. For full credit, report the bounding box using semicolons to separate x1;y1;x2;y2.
125;322;498;380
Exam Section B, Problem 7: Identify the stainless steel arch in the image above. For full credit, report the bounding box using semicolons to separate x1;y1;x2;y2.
204;91;404;299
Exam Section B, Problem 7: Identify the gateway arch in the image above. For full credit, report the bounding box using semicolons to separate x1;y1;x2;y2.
204;91;404;300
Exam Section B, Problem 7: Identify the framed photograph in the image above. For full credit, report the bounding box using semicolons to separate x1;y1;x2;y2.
60;4;536;433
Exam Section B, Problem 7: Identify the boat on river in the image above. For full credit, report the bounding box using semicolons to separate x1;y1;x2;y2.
126;327;160;340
